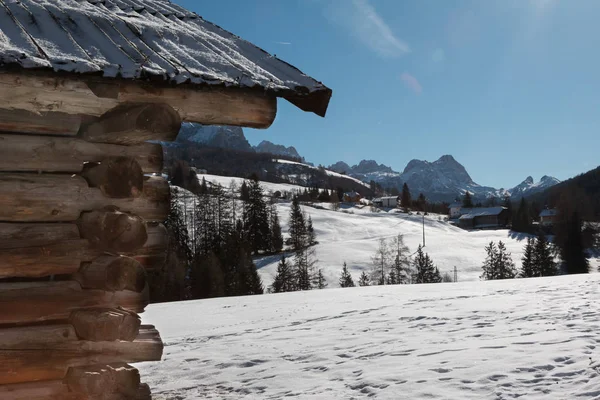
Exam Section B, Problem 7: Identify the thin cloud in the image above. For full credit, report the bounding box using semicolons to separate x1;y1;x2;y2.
274;41;292;45
324;0;410;58
400;72;422;95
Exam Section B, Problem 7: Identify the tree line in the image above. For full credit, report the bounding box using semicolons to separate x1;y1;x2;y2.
149;176;288;302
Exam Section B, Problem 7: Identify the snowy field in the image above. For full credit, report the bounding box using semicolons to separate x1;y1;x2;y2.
139;274;600;399
257;202;537;287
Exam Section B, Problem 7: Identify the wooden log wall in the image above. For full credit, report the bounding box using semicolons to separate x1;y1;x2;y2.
0;102;177;399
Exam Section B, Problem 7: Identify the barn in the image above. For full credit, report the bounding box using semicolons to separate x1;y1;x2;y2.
458;207;510;230
0;0;330;398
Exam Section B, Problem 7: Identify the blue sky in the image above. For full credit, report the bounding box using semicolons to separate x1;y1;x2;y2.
177;0;600;189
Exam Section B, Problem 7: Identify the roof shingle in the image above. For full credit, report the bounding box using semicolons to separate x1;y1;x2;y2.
0;0;331;116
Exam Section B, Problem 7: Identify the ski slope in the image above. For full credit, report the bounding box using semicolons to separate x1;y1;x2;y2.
256;202;534;287
138;274;600;399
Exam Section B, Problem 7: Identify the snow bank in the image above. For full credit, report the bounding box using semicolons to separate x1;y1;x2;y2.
138;274;600;399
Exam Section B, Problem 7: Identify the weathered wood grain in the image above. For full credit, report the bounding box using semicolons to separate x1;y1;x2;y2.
0;72;277;128
0;281;149;325
74;256;147;293
81;103;181;145
0;108;82;136
0;327;162;385
0;174;169;222
0;134;162;173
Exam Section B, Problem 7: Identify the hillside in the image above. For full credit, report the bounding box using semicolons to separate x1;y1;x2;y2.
138;274;600;399
256;201;533;287
527;165;600;220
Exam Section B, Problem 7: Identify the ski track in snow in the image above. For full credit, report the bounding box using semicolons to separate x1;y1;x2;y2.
138;275;600;399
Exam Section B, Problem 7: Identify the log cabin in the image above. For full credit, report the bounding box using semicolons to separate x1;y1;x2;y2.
0;0;331;398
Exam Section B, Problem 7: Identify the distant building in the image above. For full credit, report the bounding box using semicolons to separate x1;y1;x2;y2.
458;207;510;229
373;196;399;208
343;191;361;203
449;202;462;219
539;209;558;226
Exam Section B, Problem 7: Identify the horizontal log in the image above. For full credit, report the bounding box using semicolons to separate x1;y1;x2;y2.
0;380;151;400
0;72;277;128
0;380;85;400
70;308;141;342
0;327;162;385
0;133;162;173
0;211;149;278
0;174;169;222
81;103;181;145
74;256;147;293
0;281;149;325
0;108;81;136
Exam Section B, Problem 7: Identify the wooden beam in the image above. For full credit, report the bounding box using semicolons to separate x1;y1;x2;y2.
0;108;82;136
70;308;141;342
0;281;149;325
81;158;144;199
0;380;86;400
81;103;181;145
0;211;149;278
0;174;169;222
0;134;162;173
0;72;277;128
0;327;162;385
74;256;147;293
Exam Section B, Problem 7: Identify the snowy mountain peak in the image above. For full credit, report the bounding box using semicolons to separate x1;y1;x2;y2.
352;160;394;174
328;161;352;174
524;176;534;185
254;140;302;160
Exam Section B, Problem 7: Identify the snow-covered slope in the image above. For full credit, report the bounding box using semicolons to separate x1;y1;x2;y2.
139;274;600;399
256;202;531;287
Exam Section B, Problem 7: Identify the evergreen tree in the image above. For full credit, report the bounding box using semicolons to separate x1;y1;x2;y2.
269;203;284;253
294;246;317;290
243;177;270;254
520;237;537;277
496;241;517;279
462;191;473;208
412;245;442;283
315;269;328;289
534;233;558;277
481;241;498;280
391;234;411;284
358;271;370;286
417;193;427;211
199;177;208;194
240;181;250;201
482;241;517;280
289;196;307;250
560;211;589;274
306;215;316;245
246;262;264;295
512;198;531;233
339;262;355;287
271;256;294;293
401;183;412;209
317;190;331;202
190;251;225;299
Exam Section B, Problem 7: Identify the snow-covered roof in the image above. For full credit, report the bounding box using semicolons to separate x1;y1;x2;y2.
374;196;398;201
0;0;331;116
539;209;557;217
459;207;507;220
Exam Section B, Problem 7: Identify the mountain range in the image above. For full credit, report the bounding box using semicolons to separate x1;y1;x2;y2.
328;156;560;202
173;123;560;202
177;123;303;160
